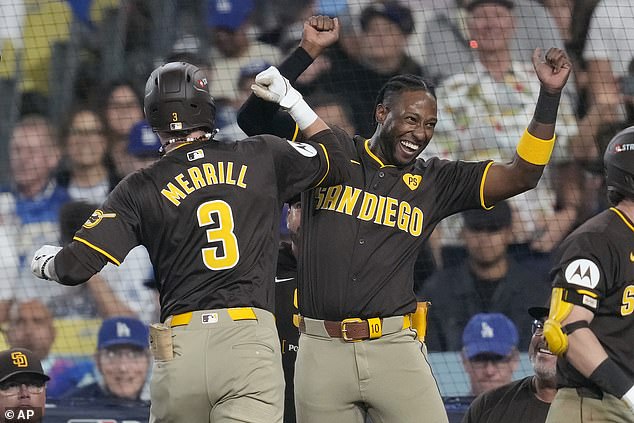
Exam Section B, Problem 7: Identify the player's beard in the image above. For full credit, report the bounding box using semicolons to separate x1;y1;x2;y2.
530;355;557;383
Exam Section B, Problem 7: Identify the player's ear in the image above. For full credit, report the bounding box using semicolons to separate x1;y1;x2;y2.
375;104;388;125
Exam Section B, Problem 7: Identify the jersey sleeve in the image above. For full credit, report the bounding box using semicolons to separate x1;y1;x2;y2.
551;232;615;305
266;127;350;202
71;173;145;265
425;157;493;219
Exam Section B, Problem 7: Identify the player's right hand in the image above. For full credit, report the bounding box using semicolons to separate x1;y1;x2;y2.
251;66;302;110
31;245;62;280
300;16;340;58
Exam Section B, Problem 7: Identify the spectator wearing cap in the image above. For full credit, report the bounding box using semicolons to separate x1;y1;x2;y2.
425;0;580;260
122;120;163;174
462;307;557;422
461;313;520;397
418;201;551;351
64;317;150;402
420;0;570;84
0;348;49;423
319;0;426;137
206;0;282;102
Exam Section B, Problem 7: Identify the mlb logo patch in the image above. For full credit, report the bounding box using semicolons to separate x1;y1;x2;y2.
201;313;218;324
187;149;205;161
170;122;183;130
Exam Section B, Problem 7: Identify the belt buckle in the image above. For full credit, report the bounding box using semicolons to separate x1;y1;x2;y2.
341;318;363;342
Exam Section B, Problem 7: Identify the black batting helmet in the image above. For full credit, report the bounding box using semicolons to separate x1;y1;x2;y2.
604;125;634;199
144;62;215;134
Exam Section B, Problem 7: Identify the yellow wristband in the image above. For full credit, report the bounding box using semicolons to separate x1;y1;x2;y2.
516;129;555;165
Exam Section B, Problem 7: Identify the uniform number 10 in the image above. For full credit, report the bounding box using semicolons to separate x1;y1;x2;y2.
197;200;239;270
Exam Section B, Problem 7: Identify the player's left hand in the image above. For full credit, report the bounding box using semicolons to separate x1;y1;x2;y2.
532;47;572;94
31;245;62;280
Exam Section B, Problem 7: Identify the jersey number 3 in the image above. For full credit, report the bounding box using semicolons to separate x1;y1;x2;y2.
197;200;239;270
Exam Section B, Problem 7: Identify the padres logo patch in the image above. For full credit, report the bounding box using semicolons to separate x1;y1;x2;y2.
403;174;422;191
564;258;600;289
11;351;28;367
83;209;117;229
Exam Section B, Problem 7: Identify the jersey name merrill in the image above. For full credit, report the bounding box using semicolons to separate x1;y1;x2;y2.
161;162;248;206
314;184;424;237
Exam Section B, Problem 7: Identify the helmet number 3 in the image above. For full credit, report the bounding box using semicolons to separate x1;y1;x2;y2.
197;200;239;270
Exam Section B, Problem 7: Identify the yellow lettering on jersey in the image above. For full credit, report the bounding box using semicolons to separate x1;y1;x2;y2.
161;182;187;206
188;167;207;190
218;162;225;184
203;163;218;185
323;185;342;210
358;192;378;221
225;162;236;184
410;207;424;236
237;165;247;188
335;186;362;215
397;201;411;232
383;197;398;227
621;285;634;316
175;174;195;194
315;187;327;209
312;184;424;237
373;196;387;224
162;163;249;206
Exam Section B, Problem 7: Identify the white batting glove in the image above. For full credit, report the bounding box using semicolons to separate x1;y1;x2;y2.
251;66;317;130
31;245;62;281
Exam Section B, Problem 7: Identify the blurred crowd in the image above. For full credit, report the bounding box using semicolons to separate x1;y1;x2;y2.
0;0;632;405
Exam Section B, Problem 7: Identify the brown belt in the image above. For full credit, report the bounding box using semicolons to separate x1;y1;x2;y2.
298;316;411;342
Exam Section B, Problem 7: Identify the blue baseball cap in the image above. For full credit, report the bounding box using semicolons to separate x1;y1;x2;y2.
462;313;519;359
97;317;149;350
207;0;255;31
127;120;162;158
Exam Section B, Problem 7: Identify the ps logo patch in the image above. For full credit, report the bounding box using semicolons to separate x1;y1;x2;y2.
564;258;600;289
403;174;422;191
83;209;117;229
287;140;317;157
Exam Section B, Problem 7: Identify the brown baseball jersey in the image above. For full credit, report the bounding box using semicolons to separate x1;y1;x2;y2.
53;132;347;321
297;136;492;320
550;207;634;391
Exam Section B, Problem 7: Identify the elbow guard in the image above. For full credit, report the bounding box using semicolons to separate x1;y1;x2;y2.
544;286;596;355
544;287;575;355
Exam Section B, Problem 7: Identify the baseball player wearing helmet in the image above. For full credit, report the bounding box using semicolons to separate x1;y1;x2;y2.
30;57;348;422
543;126;634;422
238;16;572;423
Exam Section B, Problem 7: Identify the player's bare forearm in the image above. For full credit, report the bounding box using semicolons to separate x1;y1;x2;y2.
483;48;572;205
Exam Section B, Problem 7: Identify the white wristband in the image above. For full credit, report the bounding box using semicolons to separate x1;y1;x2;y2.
287;98;318;131
623;385;634;412
44;255;60;282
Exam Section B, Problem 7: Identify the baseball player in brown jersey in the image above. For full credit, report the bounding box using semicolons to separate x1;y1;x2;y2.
29;57;348;422
276;198;301;423
238;16;572;423
543;126;634;422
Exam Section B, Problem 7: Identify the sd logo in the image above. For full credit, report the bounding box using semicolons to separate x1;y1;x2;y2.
403;174;422;191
